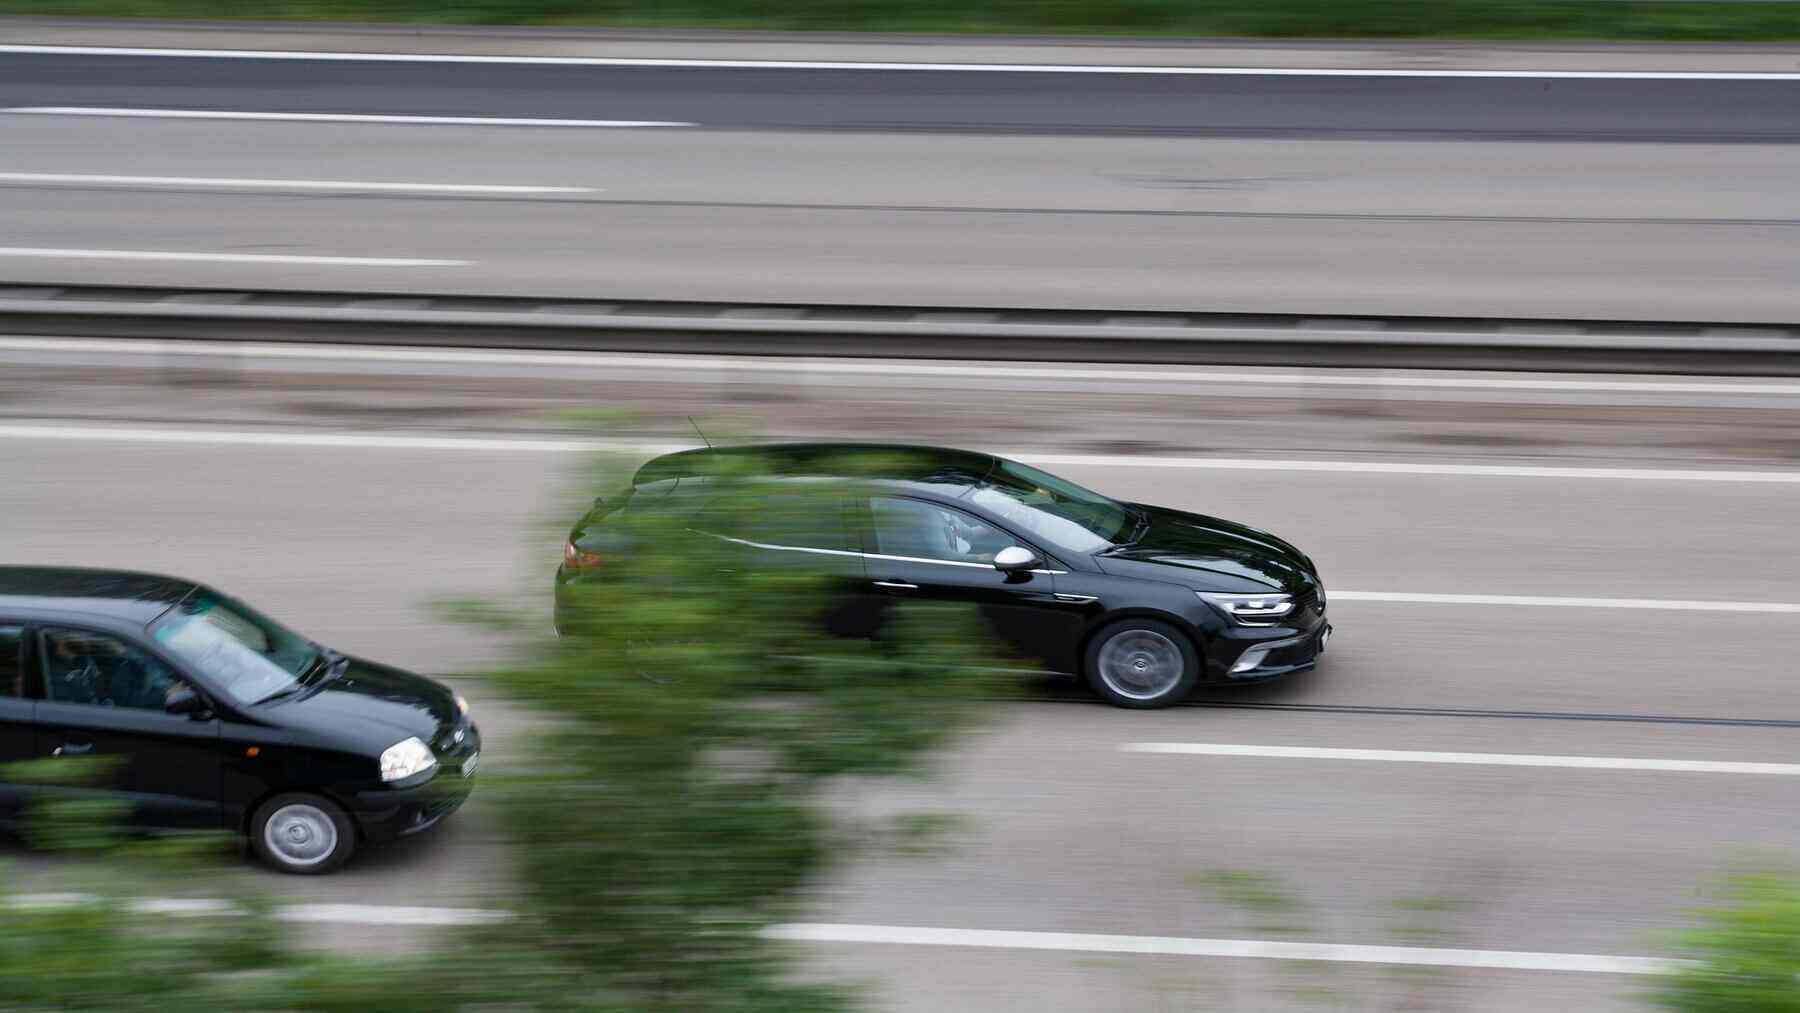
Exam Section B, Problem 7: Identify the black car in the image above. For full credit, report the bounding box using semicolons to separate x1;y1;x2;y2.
0;568;479;874
555;443;1329;708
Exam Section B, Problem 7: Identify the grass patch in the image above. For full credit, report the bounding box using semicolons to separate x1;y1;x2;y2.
1186;869;1306;915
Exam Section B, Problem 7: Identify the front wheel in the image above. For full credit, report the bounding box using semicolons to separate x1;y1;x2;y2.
250;793;357;875
1085;618;1201;709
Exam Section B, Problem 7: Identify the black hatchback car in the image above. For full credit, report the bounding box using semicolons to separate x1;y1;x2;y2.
556;443;1330;708
0;568;479;874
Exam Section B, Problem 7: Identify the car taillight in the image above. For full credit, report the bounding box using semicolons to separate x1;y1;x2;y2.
563;541;603;570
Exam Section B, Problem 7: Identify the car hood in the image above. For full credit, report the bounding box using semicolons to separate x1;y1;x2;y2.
266;656;458;751
1096;503;1317;593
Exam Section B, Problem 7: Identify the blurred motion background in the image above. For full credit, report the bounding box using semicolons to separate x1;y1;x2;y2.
2;0;1800;1009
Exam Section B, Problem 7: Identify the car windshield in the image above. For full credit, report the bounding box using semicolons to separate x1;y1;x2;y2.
151;590;322;707
966;459;1137;555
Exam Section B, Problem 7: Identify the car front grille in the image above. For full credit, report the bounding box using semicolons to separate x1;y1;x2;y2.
434;719;478;760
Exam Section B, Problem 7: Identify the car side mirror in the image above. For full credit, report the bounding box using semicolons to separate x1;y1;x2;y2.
993;546;1041;573
165;685;210;718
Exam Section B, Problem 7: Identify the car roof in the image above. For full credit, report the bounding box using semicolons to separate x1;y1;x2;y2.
0;566;198;626
634;442;1000;498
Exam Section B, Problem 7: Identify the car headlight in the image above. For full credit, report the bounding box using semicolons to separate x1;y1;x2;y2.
456;694;470;718
380;736;438;782
1199;591;1297;625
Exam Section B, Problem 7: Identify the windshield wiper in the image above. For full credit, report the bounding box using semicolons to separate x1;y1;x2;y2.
251;685;306;706
1100;507;1150;553
254;651;346;706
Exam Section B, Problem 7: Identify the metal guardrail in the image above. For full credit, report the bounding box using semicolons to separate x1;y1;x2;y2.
3;282;1799;374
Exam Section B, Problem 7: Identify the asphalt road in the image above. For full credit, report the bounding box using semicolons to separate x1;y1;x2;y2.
2;115;1798;319
4;52;1799;141
2;351;1797;1011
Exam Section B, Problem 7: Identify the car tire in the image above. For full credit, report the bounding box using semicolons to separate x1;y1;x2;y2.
250;793;357;875
1084;618;1201;709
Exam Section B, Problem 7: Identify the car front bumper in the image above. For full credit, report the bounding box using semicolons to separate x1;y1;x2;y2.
1212;621;1331;682
349;722;481;843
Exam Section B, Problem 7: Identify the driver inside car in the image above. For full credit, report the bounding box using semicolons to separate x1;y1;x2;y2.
48;632;178;709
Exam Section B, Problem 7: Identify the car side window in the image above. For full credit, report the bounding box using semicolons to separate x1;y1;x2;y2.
39;628;181;712
706;488;854;553
869;497;1019;565
0;627;22;697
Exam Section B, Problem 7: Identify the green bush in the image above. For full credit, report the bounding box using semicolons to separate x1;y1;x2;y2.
472;446;1004;1010
0;443;1003;1012
1652;871;1800;1012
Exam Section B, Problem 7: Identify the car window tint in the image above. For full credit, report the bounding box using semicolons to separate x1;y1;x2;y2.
623;476;715;521
39;628;181;711
869;497;1018;565
0;627;22;697
744;491;853;552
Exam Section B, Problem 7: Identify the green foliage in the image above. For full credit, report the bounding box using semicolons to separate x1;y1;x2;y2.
483;445;1004;1011
0;442;1000;1012
0;782;300;1010
4;0;1800;41
1652;872;1800;1012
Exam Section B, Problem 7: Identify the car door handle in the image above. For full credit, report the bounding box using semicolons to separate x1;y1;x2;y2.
872;580;919;591
53;743;93;756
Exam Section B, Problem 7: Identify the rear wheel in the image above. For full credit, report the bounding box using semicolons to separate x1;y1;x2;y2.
1085;618;1201;709
250;793;356;875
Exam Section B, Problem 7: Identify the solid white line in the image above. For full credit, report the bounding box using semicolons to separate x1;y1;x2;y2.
0;423;588;452
2;336;1796;397
1331;590;1800;614
0;247;465;267
768;923;1676;975
0;172;596;194
278;903;513;926
1013;452;1800;484
1121;742;1800;776
2;422;1799;485
12;894;511;925
1;44;1796;80
3;106;692;128
6;894;1674;974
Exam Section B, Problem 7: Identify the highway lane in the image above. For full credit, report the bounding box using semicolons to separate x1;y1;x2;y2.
2;405;1796;1007
4;50;1800;141
5;432;1798;714
2;117;1799;319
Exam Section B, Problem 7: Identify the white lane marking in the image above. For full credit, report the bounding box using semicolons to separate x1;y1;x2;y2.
0;172;596;194
8;895;1678;974
1122;742;1800;776
769;923;1677;975
0;423;591;452
1;336;1796;397
12;894;511;925
3;422;1800;486
1013;452;1800;484
0;247;465;267
1;44;1796;80
1332;590;1800;614
278;903;512;926
4;107;692;128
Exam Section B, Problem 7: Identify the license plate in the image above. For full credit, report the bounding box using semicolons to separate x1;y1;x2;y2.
461;752;480;778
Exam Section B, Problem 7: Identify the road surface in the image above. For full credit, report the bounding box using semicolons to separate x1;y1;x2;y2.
2;347;1796;1011
0;46;1797;319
